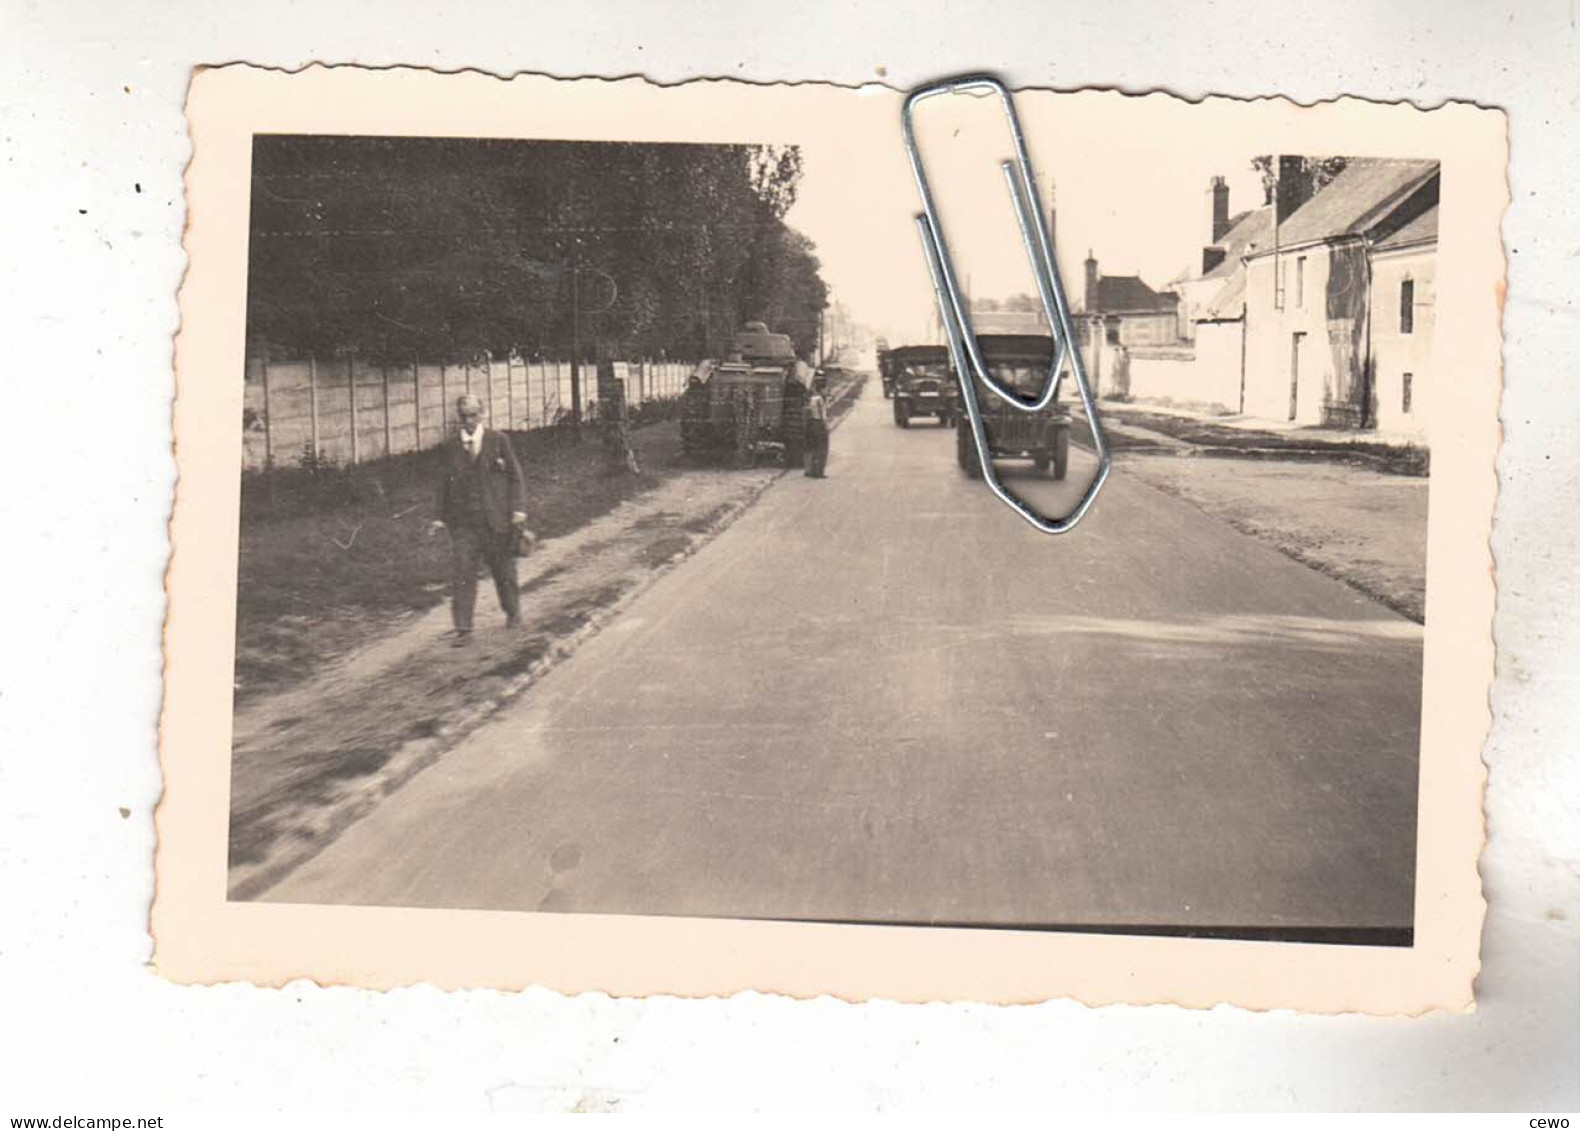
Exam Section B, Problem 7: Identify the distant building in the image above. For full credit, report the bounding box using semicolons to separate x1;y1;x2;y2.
1078;251;1180;348
969;307;1050;336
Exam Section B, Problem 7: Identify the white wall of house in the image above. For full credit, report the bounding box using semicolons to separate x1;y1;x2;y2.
1369;243;1435;437
1242;243;1349;424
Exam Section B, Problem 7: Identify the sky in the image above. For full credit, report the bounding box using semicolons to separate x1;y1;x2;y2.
781;88;1269;346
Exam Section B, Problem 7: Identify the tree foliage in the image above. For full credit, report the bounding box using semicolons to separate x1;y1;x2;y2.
246;137;829;363
1250;155;1350;210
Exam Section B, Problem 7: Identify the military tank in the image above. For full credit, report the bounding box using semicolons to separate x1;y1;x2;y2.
681;322;811;466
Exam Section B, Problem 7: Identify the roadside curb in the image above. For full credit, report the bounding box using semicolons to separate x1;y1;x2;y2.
233;376;867;900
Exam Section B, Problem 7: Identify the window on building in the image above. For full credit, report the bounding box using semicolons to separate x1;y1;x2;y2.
1400;278;1415;334
1402;372;1414;415
1296;256;1307;308
1105;319;1120;345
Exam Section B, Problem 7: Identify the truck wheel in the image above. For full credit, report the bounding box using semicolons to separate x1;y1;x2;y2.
1033;452;1051;472
894;401;910;428
1052;427;1070;480
956;422;983;479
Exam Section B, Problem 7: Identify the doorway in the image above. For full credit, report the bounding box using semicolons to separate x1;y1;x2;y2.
1289;332;1306;422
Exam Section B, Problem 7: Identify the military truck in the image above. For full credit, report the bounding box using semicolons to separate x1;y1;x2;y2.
887;344;957;428
681;322;810;466
954;334;1071;479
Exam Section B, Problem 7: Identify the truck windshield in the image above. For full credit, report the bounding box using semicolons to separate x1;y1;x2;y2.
899;363;951;381
983;361;1048;395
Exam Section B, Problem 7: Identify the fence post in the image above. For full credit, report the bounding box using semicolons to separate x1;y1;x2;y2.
348;354;359;466
439;362;448;436
506;355;515;430
412;354;422;450
381;364;393;457
260;357;274;468
484;353;495;427
307;355;319;461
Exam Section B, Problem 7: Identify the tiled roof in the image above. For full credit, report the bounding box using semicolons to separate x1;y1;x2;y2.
1373;203;1439;250
1092;274;1177;313
1275;158;1439;248
1202;207;1275;280
1203;271;1247;320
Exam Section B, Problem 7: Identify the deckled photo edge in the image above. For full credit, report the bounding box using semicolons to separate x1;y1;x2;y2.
154;65;1502;1012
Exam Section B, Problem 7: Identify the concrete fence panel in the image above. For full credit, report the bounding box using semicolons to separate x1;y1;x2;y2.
243;353;697;471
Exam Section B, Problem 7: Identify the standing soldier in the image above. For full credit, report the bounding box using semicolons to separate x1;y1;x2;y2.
430;393;528;646
597;358;641;475
780;372;807;469
804;374;830;478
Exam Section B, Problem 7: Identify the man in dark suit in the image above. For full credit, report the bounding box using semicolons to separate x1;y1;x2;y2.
430;394;528;646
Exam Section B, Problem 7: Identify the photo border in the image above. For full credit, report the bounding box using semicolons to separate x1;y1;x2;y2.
156;65;1502;1011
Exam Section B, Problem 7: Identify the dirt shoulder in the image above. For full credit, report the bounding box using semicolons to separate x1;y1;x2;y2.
235;413;692;702
1101;403;1431;477
229;376;866;898
1117;450;1429;623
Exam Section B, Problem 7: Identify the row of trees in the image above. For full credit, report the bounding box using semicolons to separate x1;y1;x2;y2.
245;136;829;363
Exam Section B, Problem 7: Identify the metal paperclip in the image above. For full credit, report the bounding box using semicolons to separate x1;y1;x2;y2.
902;74;1111;534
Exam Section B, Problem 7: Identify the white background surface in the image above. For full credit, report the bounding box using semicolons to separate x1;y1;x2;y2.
3;0;1576;1113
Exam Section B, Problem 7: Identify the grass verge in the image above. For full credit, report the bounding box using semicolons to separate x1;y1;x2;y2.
1102;405;1430;476
235;415;686;701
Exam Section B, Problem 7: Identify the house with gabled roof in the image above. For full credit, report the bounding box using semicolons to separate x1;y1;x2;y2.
1078;252;1180;348
1241;157;1439;431
1365;200;1438;433
1173;177;1274;344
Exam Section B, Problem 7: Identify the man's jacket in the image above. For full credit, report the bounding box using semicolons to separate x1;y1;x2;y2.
435;428;527;532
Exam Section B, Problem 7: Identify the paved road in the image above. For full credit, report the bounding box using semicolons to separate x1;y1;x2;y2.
269;389;1423;934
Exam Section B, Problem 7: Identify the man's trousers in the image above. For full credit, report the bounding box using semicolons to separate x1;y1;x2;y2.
449;524;520;631
805;420;830;477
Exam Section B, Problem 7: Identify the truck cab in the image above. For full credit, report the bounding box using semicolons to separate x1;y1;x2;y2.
887;344;957;428
954;334;1071;479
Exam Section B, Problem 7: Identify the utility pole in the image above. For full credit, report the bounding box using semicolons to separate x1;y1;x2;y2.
569;245;583;430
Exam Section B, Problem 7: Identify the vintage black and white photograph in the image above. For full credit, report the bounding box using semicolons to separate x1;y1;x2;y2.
224;133;1438;935
156;68;1502;1007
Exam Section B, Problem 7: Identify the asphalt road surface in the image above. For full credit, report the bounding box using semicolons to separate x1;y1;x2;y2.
268;390;1423;937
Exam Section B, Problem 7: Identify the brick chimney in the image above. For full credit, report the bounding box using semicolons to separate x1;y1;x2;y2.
1084;249;1099;313
1209;175;1230;243
1275;155;1314;224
